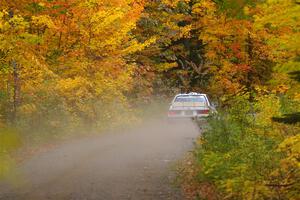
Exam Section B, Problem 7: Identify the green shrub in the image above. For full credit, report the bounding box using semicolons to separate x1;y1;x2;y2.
0;128;21;180
194;95;299;199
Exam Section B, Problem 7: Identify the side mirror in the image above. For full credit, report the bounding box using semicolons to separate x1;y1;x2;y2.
211;102;218;108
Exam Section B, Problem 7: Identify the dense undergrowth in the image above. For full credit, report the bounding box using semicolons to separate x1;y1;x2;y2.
0;128;21;182
191;94;300;200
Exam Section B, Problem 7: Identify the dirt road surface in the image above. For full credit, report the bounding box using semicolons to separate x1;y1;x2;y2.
0;120;200;200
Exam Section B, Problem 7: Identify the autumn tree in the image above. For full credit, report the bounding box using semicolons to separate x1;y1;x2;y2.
0;0;153;133
132;0;274;102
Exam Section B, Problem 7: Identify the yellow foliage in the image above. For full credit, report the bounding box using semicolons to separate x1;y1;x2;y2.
255;95;281;133
122;36;157;54
254;0;300;62
31;15;56;29
161;0;190;8
0;129;21;180
278;134;300;167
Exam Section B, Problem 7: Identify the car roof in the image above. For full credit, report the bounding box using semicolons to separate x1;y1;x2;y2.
175;92;207;97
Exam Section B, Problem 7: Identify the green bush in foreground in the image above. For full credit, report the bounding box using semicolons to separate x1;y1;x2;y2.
195;95;299;200
0;128;21;180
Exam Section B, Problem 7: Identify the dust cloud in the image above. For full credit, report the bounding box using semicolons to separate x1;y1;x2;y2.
0;98;201;200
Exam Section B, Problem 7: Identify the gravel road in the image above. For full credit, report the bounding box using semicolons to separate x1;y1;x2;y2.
0;119;199;200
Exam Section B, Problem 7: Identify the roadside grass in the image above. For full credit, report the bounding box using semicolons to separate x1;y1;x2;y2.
0;128;22;183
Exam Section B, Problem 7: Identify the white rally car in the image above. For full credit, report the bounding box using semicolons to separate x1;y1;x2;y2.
168;92;216;119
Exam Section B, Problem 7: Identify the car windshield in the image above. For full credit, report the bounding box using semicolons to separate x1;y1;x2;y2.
174;95;206;103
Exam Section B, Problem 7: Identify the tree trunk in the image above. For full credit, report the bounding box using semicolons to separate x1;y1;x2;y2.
11;60;20;125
